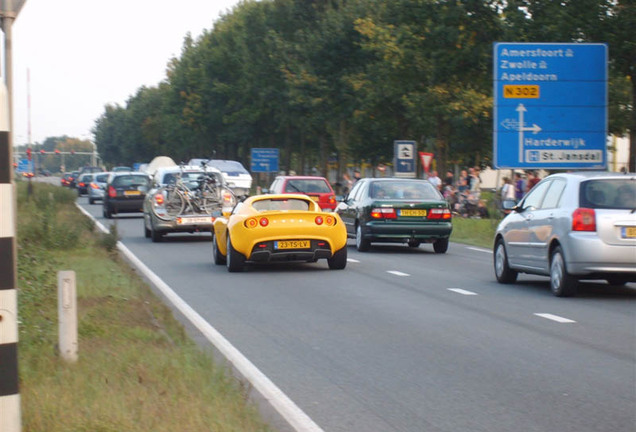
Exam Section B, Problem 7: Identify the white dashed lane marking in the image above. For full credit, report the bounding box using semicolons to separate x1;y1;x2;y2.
347;258;360;263
534;313;576;323
387;270;410;277
448;288;478;296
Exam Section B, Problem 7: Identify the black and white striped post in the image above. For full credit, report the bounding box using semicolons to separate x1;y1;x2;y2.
1;2;26;429
0;76;20;430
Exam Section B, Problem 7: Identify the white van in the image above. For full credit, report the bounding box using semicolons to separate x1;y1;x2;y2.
189;159;252;196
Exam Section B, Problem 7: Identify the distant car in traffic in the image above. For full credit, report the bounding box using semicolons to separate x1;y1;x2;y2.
88;172;110;204
69;171;80;188
212;194;348;272
61;172;74;187
112;166;132;172
76;173;94;196
78;166;104;177
102;172;151;218
189;158;252;196
268;175;337;211
335;178;453;252
494;171;636;297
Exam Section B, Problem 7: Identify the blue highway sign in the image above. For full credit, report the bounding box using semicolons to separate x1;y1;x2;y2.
251;148;279;173
17;159;33;173
493;43;607;169
393;140;416;178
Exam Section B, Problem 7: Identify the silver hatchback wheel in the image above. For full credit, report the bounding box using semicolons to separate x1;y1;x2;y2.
494;239;517;284
550;246;577;297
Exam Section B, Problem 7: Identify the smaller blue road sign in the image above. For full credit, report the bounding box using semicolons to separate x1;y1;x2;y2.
251;148;279;173
17;159;33;173
493;43;607;169
394;140;416;178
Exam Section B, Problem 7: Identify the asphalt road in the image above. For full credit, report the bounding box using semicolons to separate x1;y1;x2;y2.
80;196;636;432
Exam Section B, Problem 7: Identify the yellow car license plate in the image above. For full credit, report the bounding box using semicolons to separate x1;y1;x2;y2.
622;227;636;238
275;240;310;250
399;209;427;217
124;190;141;196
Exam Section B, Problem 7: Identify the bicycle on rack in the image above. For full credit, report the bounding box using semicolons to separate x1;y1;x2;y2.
153;166;236;221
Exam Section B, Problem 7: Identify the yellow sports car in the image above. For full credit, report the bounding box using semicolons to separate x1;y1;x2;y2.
212;194;348;272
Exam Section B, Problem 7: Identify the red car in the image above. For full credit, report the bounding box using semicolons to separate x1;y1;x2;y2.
61;172;74;187
268;176;337;211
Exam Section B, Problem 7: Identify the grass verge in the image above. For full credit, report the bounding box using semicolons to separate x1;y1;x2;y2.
16;182;272;432
450;216;499;249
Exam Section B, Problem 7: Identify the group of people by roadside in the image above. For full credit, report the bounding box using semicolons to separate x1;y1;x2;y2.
427;167;488;218
501;170;541;202
426;167;543;218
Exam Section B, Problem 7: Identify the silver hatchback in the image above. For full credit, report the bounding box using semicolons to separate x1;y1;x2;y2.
494;171;636;296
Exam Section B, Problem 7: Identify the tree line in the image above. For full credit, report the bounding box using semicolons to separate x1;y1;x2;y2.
92;0;634;176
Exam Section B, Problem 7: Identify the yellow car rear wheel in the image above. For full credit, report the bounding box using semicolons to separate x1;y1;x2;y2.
212;233;226;265
226;234;245;272
327;246;347;270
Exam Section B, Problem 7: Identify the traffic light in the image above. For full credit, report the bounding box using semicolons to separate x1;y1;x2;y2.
26;147;32;160
55;149;61;154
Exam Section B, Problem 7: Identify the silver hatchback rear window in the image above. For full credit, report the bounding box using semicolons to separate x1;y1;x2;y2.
579;180;636;209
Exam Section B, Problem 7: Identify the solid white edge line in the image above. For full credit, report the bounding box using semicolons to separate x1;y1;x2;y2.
534;313;576;324
76;204;325;432
466;246;492;254
448;288;478;296
387;270;410;277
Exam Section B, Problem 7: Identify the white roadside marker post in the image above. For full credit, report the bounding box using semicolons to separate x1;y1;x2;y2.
58;271;78;362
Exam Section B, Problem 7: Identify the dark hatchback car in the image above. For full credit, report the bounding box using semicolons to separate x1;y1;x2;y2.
69;171;80;188
335;178;453;252
76;173;94;196
102;172;151;219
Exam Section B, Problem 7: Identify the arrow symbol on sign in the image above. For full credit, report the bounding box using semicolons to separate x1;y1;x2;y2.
516;104;542;163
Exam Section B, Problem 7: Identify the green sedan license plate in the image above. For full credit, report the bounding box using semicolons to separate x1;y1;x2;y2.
399;209;427;217
275;240;310;250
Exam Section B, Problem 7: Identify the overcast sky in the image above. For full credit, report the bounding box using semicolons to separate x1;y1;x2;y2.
9;0;241;146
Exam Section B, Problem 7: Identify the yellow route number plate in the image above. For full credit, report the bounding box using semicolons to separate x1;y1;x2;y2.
504;85;540;99
622;227;636;239
275;240;310;250
124;190;141;196
399;209;427;217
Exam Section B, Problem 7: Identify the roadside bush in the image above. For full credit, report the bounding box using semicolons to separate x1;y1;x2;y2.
97;222;120;253
17;183;85;250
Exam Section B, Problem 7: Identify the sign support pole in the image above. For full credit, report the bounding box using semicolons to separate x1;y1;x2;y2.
0;79;21;432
